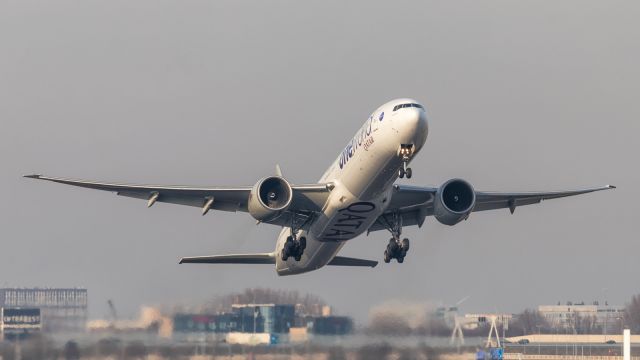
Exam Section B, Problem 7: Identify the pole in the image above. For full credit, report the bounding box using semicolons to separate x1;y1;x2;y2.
624;329;630;360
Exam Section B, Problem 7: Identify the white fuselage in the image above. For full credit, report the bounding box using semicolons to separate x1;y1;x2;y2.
275;98;429;275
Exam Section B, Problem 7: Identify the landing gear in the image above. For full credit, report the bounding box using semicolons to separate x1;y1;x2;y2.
280;212;312;262
398;144;414;179
376;211;411;263
385;237;410;263
281;235;306;261
398;166;412;179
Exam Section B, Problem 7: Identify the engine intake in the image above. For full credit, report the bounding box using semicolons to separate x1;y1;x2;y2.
434;178;476;226
248;176;293;222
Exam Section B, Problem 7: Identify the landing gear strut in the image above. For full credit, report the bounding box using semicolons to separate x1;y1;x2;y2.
281;212;312;262
377;212;410;263
398;144;414;179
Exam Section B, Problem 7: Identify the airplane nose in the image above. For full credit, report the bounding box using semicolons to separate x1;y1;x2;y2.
408;108;428;135
404;107;428;146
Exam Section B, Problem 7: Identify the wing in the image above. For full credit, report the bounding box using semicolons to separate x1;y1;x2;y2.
24;174;331;220
368;183;615;232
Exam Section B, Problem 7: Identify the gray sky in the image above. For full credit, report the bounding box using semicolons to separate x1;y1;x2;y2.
1;1;638;323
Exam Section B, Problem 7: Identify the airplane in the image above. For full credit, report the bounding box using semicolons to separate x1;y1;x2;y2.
25;98;614;275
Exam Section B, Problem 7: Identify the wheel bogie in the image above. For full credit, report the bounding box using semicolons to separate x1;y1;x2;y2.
384;238;410;264
282;234;307;262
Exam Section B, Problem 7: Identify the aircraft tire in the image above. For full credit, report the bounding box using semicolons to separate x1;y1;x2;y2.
402;238;410;252
406;168;412;179
387;239;399;254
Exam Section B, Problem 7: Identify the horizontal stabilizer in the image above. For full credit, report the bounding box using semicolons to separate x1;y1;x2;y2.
179;253;377;268
179;253;275;264
328;256;378;268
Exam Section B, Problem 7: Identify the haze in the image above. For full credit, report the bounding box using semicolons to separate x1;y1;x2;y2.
1;1;638;322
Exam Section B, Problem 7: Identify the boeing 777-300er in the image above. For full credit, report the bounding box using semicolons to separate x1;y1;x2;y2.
25;98;614;275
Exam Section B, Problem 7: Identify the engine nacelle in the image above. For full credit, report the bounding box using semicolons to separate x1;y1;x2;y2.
248;176;293;222
434;178;476;226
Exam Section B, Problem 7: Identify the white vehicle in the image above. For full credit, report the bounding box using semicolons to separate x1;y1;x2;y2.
25;98;614;275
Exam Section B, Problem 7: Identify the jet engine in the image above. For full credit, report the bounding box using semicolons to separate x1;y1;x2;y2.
248;176;293;222
434;178;476;226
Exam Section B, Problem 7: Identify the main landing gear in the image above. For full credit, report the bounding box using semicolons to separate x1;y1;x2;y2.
398;144;414;179
281;212;313;262
282;234;306;262
384;238;410;263
377;212;410;263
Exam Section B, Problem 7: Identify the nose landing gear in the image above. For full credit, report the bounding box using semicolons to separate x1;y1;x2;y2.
398;144;414;179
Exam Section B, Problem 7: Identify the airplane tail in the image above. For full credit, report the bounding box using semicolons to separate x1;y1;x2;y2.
179;253;377;268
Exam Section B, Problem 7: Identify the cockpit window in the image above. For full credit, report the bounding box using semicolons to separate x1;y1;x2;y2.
393;103;424;111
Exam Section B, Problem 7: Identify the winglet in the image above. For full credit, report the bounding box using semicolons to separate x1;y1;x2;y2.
23;174;42;179
275;164;283;177
608;185;617;189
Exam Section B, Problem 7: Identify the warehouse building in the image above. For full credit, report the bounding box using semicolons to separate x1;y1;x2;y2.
232;304;295;334
538;302;624;331
173;303;352;340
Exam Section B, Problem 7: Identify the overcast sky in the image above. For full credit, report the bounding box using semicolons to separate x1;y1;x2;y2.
1;1;638;323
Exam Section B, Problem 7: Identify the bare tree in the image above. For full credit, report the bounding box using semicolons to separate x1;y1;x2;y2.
509;309;550;336
624;294;640;333
366;313;413;336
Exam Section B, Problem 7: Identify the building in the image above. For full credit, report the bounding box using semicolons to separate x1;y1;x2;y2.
434;306;459;328
0;288;88;332
173;304;295;336
308;316;353;335
232;304;295;334
538;302;625;332
1;308;42;340
173;313;238;334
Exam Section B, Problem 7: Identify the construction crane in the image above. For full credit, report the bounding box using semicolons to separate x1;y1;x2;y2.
107;299;118;328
